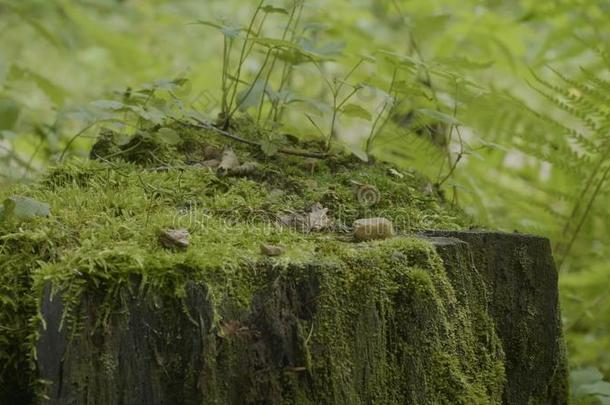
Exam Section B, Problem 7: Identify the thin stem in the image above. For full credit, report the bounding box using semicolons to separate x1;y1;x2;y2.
313;60;335;95
227;48;274;120
558;163;610;269
342;58;364;85
437;127;464;187
305;114;326;139
390;0;405;20
327;86;360;149
259;0;303;125
408;35;440;110
270;1;305;123
437;79;462;186
220;36;233;116
318;58;365;151
556;139;610;257
366;66;399;154
257;65;274;124
21;137;44;179
225;0;265;126
59;121;100;161
365;103;390;155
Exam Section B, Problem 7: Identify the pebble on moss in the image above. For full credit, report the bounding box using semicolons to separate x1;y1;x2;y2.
353;218;395;241
159;228;190;250
260;244;284;257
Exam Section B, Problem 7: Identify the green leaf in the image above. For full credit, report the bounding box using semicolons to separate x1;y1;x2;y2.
572;367;603;388
266;89;298;106
341;104;372;121
274;49;313;65
302;23;330;33
344;143;369;162
0;98;20;131
236;80;266;112
377;50;420;67
438;56;494;70
91;100;128;111
416;108;460;125
193;20;223;30
572;367;606;399
580;381;610;397
0;196;50;222
193;20;243;39
132;106;165;125
300;40;345;57
261;5;289;14
151;78;189;92
357;53;377;63
297;97;332;116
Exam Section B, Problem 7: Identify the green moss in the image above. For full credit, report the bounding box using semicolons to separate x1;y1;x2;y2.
0;123;501;403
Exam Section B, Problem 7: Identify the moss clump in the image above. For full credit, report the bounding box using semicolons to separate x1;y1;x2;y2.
302;238;505;404
0;122;505;403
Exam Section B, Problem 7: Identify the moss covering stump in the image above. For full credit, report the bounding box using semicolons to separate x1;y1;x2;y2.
0;123;568;404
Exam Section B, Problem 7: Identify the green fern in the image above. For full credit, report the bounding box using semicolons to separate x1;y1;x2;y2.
460;63;610;272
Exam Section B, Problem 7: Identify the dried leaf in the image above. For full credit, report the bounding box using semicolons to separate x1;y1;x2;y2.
218;149;240;171
341;103;372;121
307;203;331;231
278;203;332;233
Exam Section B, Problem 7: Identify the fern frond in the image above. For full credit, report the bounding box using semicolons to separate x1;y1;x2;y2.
550;67;610;116
514;97;602;156
529;79;601;135
580;68;610;98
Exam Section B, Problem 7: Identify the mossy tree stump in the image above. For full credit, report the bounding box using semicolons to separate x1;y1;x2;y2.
0;124;568;404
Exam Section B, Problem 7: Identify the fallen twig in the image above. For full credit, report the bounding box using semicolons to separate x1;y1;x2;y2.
181;117;330;160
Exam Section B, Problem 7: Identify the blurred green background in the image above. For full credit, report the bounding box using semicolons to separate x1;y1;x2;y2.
1;0;610;402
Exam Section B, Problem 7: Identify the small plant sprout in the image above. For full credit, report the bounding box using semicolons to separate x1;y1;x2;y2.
364;65;402;157
308;57;366;151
